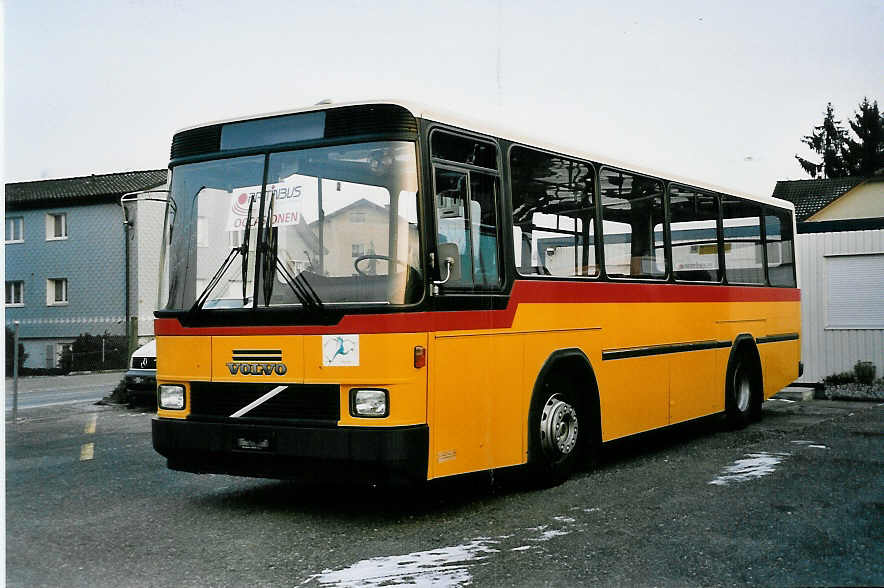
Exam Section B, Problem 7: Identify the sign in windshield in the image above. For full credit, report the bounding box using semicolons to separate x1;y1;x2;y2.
226;176;315;231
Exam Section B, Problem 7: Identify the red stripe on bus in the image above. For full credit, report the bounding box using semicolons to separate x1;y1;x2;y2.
154;282;800;336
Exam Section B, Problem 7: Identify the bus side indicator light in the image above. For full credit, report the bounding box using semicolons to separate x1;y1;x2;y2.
414;346;426;369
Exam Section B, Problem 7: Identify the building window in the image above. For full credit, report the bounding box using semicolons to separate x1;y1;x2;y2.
826;254;884;329
5;281;24;306
197;216;208;247
47;278;68;305
6;217;24;243
349;212;366;223
351;243;365;258
46;213;68;240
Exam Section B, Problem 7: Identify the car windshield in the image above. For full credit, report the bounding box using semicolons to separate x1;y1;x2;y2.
160;141;422;311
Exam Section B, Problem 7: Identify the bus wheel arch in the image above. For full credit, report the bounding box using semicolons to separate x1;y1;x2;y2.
527;349;601;485
725;335;763;428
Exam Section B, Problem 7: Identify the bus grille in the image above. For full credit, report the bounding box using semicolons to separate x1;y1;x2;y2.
324;104;417;138
170;125;222;159
189;382;340;423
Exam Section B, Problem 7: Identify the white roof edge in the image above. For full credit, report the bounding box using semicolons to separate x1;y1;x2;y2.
173;99;793;211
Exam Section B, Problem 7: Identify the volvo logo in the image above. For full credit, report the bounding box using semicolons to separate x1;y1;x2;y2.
226;362;287;376
227;349;286;376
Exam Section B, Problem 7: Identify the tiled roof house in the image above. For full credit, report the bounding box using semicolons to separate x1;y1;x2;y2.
5;170;167;369
772;176;884;231
771;177;865;222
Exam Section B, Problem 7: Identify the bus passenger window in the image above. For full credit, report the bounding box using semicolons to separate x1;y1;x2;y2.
722;197;764;284
469;172;501;287
433;167;501;290
600;169;665;279
765;209;796;287
510;146;596;277
669;186;721;282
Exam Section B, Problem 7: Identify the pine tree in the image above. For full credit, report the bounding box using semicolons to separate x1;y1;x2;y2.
795;103;850;179
844;97;884;177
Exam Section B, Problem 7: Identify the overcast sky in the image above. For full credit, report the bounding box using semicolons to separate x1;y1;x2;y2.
3;0;883;196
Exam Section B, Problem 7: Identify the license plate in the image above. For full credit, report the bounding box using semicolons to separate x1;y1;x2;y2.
234;434;274;452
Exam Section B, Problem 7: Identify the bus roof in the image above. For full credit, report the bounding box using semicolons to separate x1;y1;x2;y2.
175;99;794;212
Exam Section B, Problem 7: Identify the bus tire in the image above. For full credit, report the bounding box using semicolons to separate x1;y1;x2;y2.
528;374;584;486
725;351;758;429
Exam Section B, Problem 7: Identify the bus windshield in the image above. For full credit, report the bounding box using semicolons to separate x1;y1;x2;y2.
161;141;422;311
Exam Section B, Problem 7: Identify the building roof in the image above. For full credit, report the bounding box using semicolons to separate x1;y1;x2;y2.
771;177;864;221
5;169;168;210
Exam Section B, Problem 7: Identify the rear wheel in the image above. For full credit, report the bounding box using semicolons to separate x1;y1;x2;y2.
725;354;757;429
528;378;584;485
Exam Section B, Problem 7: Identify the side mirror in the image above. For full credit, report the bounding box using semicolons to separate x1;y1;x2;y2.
433;242;461;291
120;189;175;227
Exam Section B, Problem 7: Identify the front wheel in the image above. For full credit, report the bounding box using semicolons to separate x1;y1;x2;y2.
528;383;584;486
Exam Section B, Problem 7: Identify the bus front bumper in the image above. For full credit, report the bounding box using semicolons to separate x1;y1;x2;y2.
152;418;429;483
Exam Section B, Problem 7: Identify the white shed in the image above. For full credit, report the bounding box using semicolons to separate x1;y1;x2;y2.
773;176;884;384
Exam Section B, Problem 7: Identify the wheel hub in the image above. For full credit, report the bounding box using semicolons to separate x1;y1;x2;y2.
540;394;579;457
736;372;751;413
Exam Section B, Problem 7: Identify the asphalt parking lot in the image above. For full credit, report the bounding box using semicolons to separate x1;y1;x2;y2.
5;391;883;587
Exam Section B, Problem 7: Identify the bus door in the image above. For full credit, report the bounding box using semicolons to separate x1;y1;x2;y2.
427;139;523;478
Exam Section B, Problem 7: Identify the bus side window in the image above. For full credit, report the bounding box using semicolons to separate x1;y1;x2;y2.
722;197;764;284
434;168;472;288
469;172;501;287
669;186;721;282
510;146;596;277
433;167;501;290
600;168;666;279
765;208;796;287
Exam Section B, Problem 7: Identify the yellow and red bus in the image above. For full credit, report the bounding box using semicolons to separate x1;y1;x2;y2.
152;101;800;484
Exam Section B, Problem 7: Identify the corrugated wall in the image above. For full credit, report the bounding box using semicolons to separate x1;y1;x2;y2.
797;228;884;383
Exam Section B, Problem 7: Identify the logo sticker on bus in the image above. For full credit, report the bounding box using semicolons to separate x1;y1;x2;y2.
322;335;359;366
226;174;317;231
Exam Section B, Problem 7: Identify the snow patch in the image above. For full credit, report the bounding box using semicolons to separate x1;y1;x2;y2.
533;529;571;541
305;539;499;587
303;512;587;585
708;452;789;486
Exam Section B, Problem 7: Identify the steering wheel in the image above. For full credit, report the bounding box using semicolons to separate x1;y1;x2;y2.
354;254;408;276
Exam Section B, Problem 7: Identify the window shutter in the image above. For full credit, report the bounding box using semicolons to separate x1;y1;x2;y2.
826;254;884;328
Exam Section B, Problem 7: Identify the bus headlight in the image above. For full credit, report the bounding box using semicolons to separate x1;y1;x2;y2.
158;384;186;410
350;388;388;418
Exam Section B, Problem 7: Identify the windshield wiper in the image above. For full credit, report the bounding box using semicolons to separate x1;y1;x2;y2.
273;257;324;314
190;246;243;311
241;193;257;304
261;193;277;306
189;193;256;312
